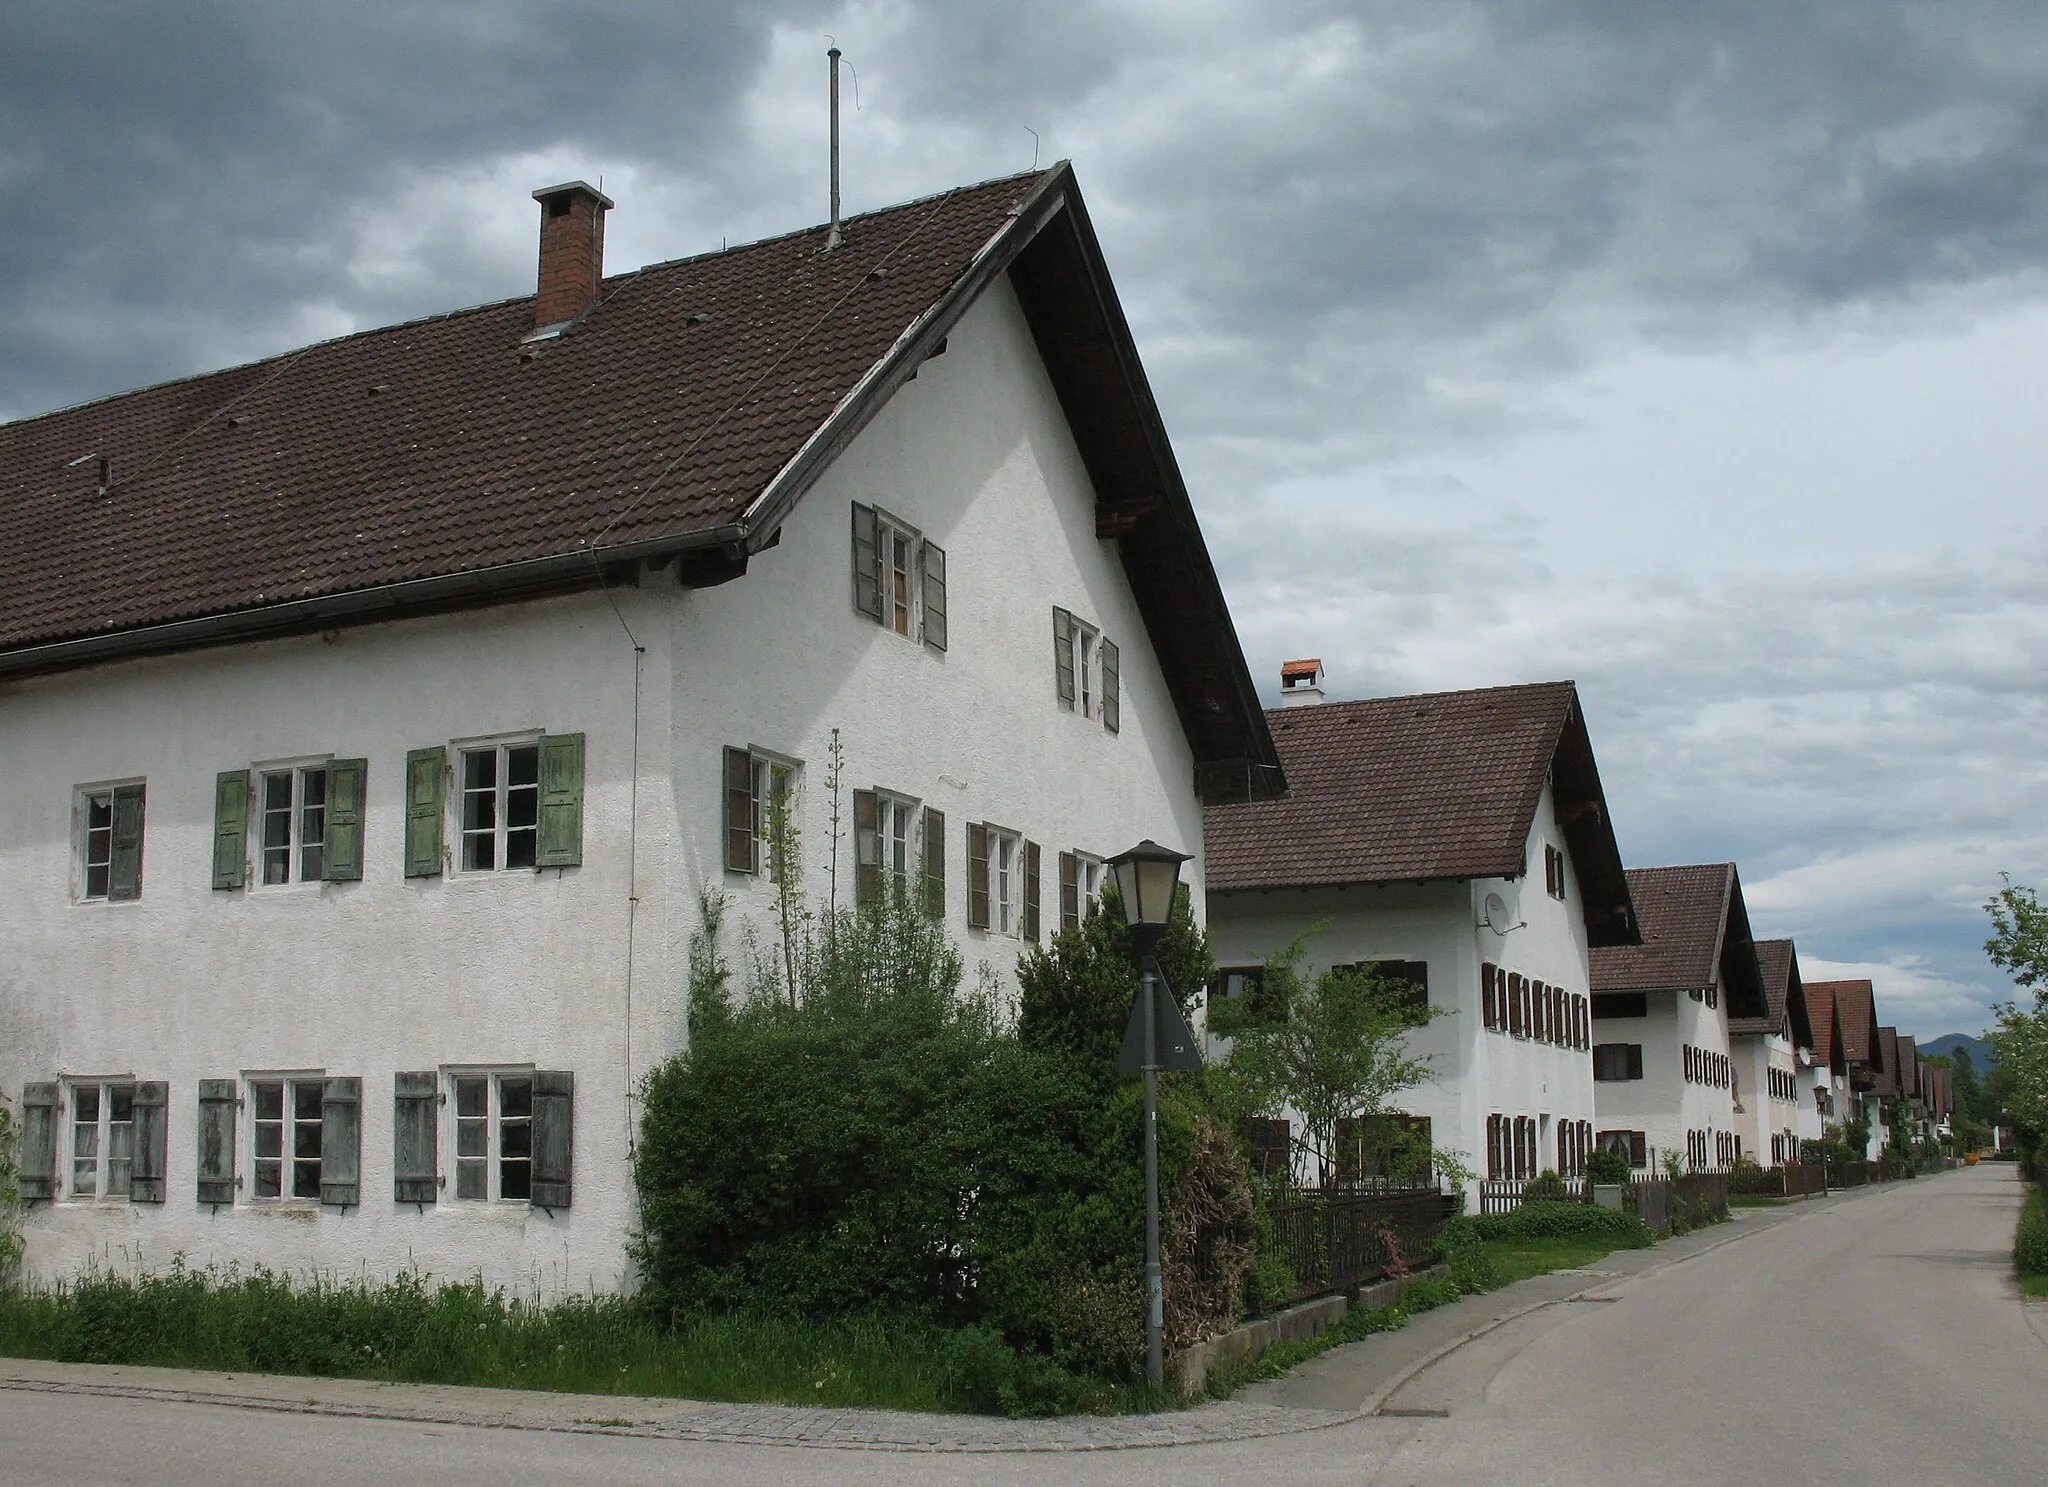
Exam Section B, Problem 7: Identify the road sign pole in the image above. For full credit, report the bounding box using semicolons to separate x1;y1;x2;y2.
1142;955;1163;1393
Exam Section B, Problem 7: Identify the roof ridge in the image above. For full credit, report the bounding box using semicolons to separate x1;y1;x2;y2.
1263;678;1576;718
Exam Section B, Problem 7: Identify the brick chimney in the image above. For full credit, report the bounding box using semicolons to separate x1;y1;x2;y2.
530;180;614;336
1279;658;1326;707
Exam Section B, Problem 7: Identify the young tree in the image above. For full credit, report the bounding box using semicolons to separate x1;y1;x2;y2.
1985;877;2048;1143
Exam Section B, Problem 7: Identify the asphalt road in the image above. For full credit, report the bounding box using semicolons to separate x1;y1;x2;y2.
4;1164;2040;1486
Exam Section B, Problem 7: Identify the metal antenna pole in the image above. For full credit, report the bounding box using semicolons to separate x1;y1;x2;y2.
1142;954;1163;1392
827;47;843;250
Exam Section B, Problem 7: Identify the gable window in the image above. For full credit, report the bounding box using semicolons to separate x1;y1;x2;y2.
1544;843;1566;900
77;782;146;902
851;503;946;650
1593;1043;1644;1081
722;747;801;878
1052;607;1121;733
251;1078;324;1200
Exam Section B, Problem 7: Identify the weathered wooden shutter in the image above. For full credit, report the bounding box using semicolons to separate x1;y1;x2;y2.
852;789;880;906
131;1081;168;1203
1481;963;1496;1029
1023;840;1042;942
1052;608;1075;709
1101;639;1120;733
1629;1131;1647;1167
324;758;367;881
196;1079;238;1204
851;502;882;620
320;1077;362;1207
966;822;990;929
212;771;250;890
404;747;446;878
919;541;947;650
1059;852;1080;933
109;783;145;901
723;747;756;873
18;1082;57;1200
921;807;945;919
531;1071;574;1210
535;733;585;868
1628;1045;1644;1080
393;1071;439;1204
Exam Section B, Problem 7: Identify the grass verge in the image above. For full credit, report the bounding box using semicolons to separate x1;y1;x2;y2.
1729;1194;1788;1208
2014;1183;2048;1295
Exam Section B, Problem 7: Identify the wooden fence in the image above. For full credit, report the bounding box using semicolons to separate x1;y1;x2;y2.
1729;1162;1828;1198
1623;1172;1729;1230
1260;1187;1452;1311
1477;1177;1591;1214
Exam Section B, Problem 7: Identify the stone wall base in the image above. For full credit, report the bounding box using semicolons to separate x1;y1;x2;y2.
1168;1264;1450;1394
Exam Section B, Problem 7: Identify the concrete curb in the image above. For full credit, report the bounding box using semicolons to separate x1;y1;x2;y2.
1170;1265;1449;1393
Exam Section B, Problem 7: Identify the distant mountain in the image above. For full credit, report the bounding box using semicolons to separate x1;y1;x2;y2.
1920;1033;1996;1068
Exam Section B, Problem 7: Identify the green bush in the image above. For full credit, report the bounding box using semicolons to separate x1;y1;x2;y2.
1585;1147;1632;1186
1440;1200;1652;1247
1522;1170;1568;1203
2016;1187;2048;1277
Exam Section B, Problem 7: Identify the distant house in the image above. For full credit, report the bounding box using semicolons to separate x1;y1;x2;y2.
1203;674;1638;1204
1811;981;1889;1159
1729;939;1815;1167
1589;864;1769;1173
0;164;1281;1291
1797;978;1850;1154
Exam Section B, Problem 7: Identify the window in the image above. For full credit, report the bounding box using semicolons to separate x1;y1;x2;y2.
1599;1129;1648;1169
77;783;145;902
1593;992;1647;1019
850;503;946;649
1059;851;1105;933
258;765;329;884
1052;607;1121;733
251;1078;324;1200
1360;960;1429;1020
69;1082;135;1199
967;824;1039;939
451;1072;533;1202
722;747;800;878
1482;963;1502;1031
854;789;931;907
461;742;540;871
1593;1043;1644;1081
1209;965;1287;1024
1544;843;1566;900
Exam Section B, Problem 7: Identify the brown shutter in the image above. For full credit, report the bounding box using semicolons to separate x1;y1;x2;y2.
393;1071;439;1204
531;1071;573;1210
1023;840;1042;942
196;1079;237;1205
535;733;584;869
723;747;756;873
1481;963;1496;1029
1629;1045;1644;1080
1101;639;1120;733
851;502;882;620
921;807;945;919
967;822;989;930
320;1077;362;1207
324;758;367;881
131;1081;168;1203
212;771;250;890
19;1082;57;1200
853;789;880;906
109;782;145;901
919;541;947;650
404;747;446;878
1052;608;1075;709
1630;1132;1647;1167
1059;851;1080;934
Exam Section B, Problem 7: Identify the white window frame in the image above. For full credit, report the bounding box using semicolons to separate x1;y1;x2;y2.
247;1071;326;1203
1075;851;1105;906
876;510;922;640
988;825;1023;936
878;791;919;887
254;759;333;887
446;1067;536;1205
455;735;543;875
73;780;142;904
749;750;802;886
63;1079;138;1203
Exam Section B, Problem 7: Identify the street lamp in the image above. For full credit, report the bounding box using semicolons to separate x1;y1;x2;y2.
1107;838;1192;1393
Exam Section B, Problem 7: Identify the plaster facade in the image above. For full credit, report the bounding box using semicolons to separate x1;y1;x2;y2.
1732;1030;1802;1166
1589;984;1737;1174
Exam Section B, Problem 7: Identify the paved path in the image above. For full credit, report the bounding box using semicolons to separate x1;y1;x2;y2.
2;1165;2038;1485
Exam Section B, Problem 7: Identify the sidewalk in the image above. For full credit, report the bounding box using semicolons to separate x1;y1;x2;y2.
0;1180;1899;1455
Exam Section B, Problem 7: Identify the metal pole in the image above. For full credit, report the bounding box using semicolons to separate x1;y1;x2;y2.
1141;955;1163;1392
826;48;843;250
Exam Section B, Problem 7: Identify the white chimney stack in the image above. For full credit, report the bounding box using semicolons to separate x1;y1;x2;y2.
1279;658;1326;707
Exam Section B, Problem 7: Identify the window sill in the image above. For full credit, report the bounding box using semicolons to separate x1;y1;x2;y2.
435;1202;534;1224
242;1202;321;1221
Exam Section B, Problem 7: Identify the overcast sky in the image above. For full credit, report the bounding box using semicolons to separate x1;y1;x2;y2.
5;2;2045;1038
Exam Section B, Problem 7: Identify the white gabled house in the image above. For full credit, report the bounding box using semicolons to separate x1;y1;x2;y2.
0;165;1282;1293
1795;978;1850;1155
1202;674;1640;1208
1729;938;1815;1167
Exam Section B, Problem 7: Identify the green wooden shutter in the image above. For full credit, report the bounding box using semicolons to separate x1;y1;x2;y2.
18;1082;57;1200
921;807;945;919
212;771;250;890
967;823;989;930
1023;840;1042;943
853;789;880;906
109;783;145;901
196;1079;238;1205
723;747;756;873
1059;852;1079;934
531;1071;573;1210
1101;639;1121;733
320;1077;362;1207
851;502;882;620
919;541;947;650
131;1081;168;1203
1052;608;1075;709
393;1071;439;1204
324;758;367;881
536;733;585;868
404;747;445;878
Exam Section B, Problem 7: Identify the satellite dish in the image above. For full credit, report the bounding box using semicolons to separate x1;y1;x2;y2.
1482;892;1525;936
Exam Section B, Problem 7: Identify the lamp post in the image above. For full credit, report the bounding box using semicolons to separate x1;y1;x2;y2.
1107;838;1192;1394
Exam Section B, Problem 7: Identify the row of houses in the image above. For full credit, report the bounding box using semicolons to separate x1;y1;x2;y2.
0;163;1943;1298
1203;660;1955;1199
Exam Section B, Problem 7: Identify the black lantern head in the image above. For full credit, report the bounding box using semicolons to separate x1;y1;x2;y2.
1108;839;1191;949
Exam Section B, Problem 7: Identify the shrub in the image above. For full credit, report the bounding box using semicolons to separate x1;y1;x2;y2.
1585;1147;1632;1186
2016;1187;2048;1278
1442;1200;1652;1247
1522;1170;1568;1203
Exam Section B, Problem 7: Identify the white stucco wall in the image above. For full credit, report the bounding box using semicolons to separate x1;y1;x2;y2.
1588;981;1737;1173
1205;781;1598;1209
0;268;1208;1292
1732;1031;1801;1165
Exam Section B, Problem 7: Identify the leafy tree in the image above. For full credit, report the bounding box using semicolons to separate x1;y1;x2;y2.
1984;876;2048;1146
1015;883;1210;1068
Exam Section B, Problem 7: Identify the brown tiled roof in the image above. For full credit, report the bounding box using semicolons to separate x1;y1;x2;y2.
1803;979;1842;1070
1589;864;1766;1016
1816;980;1880;1067
0;164;1282;795
1876;1027;1902;1098
1733;937;1801;1039
1896;1035;1920;1099
1202;681;1636;945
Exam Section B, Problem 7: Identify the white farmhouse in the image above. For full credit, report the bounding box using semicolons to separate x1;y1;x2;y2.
1729;938;1815;1167
0;165;1281;1293
1795;978;1851;1154
1202;673;1639;1206
1808;980;1891;1160
1589;864;1769;1173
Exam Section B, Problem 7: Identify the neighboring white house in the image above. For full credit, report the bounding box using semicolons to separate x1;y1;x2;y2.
1807;979;1888;1160
1589;864;1769;1174
1795;979;1849;1154
1729;938;1813;1167
1202;674;1640;1208
0;165;1282;1293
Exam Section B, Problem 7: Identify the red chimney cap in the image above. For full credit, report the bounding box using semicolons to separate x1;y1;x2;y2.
1281;658;1322;681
